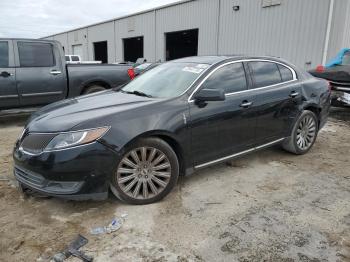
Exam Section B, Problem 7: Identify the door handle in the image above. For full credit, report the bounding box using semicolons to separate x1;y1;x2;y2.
240;101;253;108
289;91;299;98
0;71;13;78
50;70;62;75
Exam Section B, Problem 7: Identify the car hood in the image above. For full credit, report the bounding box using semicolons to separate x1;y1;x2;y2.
26;90;159;132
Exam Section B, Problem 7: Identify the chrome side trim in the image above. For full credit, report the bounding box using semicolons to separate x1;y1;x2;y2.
255;138;285;150
21;91;63;97
188;59;298;103
0;94;19;99
194;138;285;169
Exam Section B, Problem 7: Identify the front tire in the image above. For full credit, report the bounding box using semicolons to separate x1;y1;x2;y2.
110;138;179;205
83;85;106;94
282;110;318;155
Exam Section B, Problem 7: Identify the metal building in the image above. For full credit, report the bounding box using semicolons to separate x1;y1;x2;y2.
43;0;350;69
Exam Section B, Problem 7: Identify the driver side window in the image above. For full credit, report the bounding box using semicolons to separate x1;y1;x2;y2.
201;62;247;94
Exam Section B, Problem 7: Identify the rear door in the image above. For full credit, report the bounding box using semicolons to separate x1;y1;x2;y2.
247;60;302;145
14;41;67;106
0;40;19;108
189;62;257;167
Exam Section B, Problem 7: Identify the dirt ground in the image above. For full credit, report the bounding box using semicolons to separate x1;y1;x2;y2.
0;108;349;262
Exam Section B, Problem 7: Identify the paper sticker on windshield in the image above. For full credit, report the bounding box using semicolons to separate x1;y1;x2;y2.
182;67;204;74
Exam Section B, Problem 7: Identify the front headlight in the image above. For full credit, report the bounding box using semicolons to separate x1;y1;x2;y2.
45;126;110;151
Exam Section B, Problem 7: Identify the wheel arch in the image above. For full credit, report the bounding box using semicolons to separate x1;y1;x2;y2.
80;79;112;94
121;130;186;176
302;103;322;127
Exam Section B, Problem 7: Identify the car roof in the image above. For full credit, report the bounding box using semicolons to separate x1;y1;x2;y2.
171;55;288;65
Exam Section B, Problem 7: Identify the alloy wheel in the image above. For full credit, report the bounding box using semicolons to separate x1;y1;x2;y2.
296;115;317;150
116;147;172;200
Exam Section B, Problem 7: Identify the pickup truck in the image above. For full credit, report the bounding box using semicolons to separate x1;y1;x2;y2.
0;39;134;109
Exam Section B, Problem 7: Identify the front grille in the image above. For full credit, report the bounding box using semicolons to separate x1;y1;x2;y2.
20;133;56;154
14;167;45;188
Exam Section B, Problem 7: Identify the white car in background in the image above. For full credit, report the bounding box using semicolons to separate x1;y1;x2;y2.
65;55;102;64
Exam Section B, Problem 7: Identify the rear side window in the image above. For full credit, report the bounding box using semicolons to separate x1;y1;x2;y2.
201;62;247;94
0;42;9;67
65;56;70;62
18;42;55;67
278;64;294;82
249;61;281;88
71;56;80;62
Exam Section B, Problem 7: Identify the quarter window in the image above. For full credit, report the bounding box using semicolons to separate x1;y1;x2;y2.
278;64;294;82
0;42;9;67
18;42;55;67
201;63;247;94
249;61;281;88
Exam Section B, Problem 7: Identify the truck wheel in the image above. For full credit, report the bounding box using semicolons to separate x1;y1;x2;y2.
110;138;179;205
282;110;318;155
83;85;106;94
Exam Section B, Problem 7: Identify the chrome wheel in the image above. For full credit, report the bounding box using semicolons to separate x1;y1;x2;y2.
296;115;316;150
116;147;172;200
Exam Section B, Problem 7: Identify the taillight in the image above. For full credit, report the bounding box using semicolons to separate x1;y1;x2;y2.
127;68;135;80
316;65;325;72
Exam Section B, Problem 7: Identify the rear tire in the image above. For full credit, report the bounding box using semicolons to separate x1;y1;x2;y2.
282;110;318;155
110;138;179;205
83;85;106;94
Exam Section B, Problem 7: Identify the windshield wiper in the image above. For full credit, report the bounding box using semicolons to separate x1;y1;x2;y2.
121;90;153;98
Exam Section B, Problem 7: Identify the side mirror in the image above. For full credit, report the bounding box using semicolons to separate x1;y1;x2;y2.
194;88;225;102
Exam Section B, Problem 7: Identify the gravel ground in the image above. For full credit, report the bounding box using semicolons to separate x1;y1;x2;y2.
0;108;349;262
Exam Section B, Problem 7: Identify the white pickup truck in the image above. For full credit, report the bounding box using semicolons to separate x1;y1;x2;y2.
65;55;102;64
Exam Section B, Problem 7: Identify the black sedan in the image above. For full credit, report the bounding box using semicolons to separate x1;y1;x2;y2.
13;56;331;204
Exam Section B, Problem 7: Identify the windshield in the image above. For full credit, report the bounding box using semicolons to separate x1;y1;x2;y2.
121;62;209;98
342;52;350;65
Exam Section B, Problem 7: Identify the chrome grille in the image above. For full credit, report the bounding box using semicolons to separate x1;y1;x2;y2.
20;133;56;154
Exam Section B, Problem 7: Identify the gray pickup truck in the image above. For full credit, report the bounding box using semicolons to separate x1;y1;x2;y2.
0;39;133;109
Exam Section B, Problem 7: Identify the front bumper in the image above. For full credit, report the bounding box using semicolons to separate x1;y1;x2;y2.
13;141;118;200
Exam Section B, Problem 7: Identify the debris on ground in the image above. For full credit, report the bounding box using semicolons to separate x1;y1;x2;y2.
52;234;93;262
90;214;128;235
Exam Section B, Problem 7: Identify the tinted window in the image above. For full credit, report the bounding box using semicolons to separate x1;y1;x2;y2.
278;64;294;82
18;42;55;67
72;56;80;61
65;56;70;62
201;63;247;94
0;42;9;67
249;62;281;88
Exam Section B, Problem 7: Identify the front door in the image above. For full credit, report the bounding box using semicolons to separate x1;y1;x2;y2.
0;40;19;109
247;61;302;145
14;41;66;107
189;62;256;167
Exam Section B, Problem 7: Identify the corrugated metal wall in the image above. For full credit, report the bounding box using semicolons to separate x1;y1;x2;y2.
67;28;88;60
44;0;350;68
341;0;350;48
155;0;219;60
326;0;349;62
115;11;156;62
87;22;115;63
218;0;329;69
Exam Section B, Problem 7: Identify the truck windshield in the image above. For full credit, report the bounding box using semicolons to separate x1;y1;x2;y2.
342;52;350;65
121;62;209;98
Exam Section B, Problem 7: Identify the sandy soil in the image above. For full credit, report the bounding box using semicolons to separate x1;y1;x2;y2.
0;109;349;262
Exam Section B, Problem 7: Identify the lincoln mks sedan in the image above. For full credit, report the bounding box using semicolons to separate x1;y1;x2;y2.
13;56;331;204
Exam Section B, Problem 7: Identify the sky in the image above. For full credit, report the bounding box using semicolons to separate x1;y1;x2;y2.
0;0;179;38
